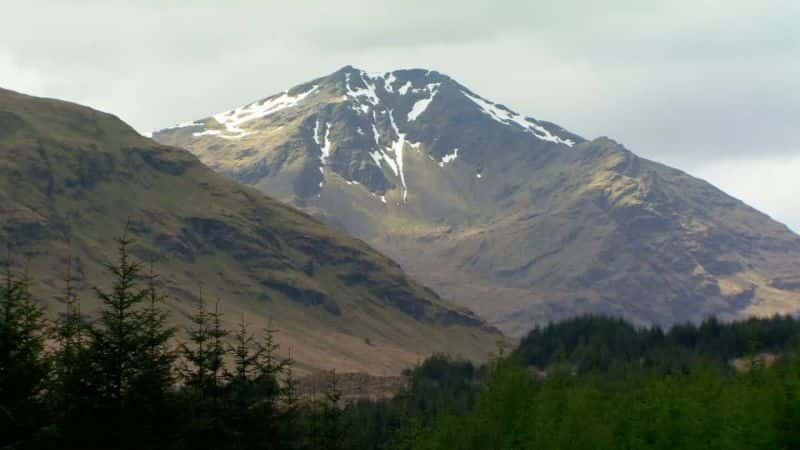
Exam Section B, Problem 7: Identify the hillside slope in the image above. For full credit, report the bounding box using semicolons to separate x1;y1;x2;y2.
154;66;800;337
0;87;501;372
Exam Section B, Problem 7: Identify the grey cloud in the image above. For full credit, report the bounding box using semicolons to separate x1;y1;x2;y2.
1;0;797;229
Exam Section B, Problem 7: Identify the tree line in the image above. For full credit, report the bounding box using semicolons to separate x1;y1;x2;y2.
514;314;800;374
3;231;800;449
366;316;800;450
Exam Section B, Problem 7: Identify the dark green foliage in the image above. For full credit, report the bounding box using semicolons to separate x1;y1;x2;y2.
314;371;345;450
514;314;800;374
340;317;800;450
398;355;800;450
46;233;179;449
9;233;307;450
384;316;800;450
88;234;171;405
49;257;93;446
338;354;479;450
176;310;299;450
0;255;48;448
180;299;227;396
176;299;230;450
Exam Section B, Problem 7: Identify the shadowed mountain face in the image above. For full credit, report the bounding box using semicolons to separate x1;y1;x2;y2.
0;87;501;373
154;66;800;337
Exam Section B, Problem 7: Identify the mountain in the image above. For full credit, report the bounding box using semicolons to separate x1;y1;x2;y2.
0;87;502;373
153;66;800;337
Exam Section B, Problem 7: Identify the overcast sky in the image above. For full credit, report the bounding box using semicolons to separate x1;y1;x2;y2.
3;0;798;231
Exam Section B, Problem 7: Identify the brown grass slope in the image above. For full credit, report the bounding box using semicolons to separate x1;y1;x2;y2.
0;87;501;373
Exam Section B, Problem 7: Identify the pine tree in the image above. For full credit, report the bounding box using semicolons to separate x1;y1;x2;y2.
317;370;345;450
258;318;286;379
87;233;151;407
58;257;84;357
208;300;228;402
0;252;47;448
51;256;92;445
281;349;299;411
229;314;261;383
180;298;228;396
179;298;229;449
136;263;176;398
181;297;211;391
133;263;177;442
54;257;88;377
280;348;301;448
83;231;176;447
229;315;294;450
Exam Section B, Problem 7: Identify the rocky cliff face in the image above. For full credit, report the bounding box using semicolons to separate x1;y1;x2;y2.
154;66;800;337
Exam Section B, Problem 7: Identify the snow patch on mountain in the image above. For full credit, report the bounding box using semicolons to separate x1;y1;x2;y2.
371;149;399;176
461;90;575;147
193;129;222;138
194;85;319;139
407;84;440;122
314;119;333;189
398;81;412;95
371;122;381;146
218;85;319;137
313;119;322;146
345;72;380;107
320;122;332;164
387;110;409;202
439;148;459;167
384;73;397;93
364;105;420;203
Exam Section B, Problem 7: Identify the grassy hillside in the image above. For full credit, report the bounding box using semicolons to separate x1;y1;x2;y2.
0;87;501;374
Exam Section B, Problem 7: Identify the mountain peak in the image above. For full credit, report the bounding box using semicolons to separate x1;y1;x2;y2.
154;66;583;203
331;65;448;82
153;67;800;337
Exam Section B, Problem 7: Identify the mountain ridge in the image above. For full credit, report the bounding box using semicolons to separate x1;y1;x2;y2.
154;66;800;337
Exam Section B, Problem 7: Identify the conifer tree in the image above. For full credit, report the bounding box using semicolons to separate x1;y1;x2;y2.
258;318;285;379
0;252;47;448
87;233;152;407
280;348;301;448
132;263;177;442
181;297;212;391
51;256;92;444
54;257;88;370
136;263;176;399
229;314;260;383
317;370;344;450
58;257;83;357
84;231;176;447
228;315;294;450
208;300;228;400
179;297;229;449
180;297;228;396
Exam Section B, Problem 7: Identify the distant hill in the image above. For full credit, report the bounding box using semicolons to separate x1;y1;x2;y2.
0;87;501;374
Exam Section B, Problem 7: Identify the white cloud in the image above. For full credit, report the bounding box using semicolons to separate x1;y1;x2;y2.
0;0;797;229
0;49;46;96
692;156;800;233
